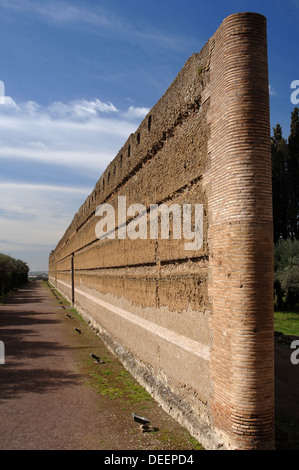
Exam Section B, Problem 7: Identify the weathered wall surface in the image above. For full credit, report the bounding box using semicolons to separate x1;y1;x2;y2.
49;12;274;450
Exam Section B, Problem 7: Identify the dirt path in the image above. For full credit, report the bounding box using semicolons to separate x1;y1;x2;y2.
1;281;299;450
0;281;200;451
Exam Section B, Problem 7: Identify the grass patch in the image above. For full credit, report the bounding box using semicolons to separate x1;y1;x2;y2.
196;65;204;76
43;281;86;322
43;281;71;304
274;305;299;336
43;280;204;450
90;368;152;403
189;436;205;450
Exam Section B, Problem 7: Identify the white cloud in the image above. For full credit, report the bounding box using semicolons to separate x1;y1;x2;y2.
0;94;148;269
24;100;41;115
0;180;96;272
0;181;91;195
1;95;20;112
269;85;277;96
0;0;199;53
0;0;111;27
123;105;150;119
47;98;118;120
0;182;91;248
0;96;141;175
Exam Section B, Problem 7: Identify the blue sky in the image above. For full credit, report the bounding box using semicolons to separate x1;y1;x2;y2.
0;0;298;271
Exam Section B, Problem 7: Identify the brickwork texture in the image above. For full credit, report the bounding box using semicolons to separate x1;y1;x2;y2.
49;12;274;450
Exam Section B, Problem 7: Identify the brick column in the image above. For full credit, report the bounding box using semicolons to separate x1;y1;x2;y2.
206;12;274;449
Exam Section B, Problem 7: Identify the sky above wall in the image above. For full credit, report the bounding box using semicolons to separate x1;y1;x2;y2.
0;0;298;271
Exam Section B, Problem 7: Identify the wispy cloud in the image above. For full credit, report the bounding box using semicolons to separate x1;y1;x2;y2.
47;99;118;119
0;92;149;268
0;180;92;269
122;105;150;119
0;0;111;26
0;95;148;175
0;181;90;243
269;84;277;96
0;0;200;53
0;181;91;194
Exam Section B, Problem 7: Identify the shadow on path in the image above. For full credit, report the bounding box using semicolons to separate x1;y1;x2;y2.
0;282;82;401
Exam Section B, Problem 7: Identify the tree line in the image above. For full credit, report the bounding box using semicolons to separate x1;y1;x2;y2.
272;107;299;308
0;253;29;298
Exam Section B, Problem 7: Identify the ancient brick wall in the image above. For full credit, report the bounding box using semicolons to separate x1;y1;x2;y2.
49;12;274;450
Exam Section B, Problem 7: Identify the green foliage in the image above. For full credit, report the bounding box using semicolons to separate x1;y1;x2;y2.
271;124;289;241
274;308;299;336
274;239;299;308
288;107;299;239
272;108;299;308
274;238;299;270
188;436;205;450
196;66;204;76
0;253;29;298
90;369;152;402
271;108;299;241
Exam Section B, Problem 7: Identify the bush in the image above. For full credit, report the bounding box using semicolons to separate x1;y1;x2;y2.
0;253;29;297
274;239;299;308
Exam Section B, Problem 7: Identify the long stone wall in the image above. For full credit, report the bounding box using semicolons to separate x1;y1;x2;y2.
49;12;274;450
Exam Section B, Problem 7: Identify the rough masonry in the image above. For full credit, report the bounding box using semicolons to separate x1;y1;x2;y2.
49;12;274;450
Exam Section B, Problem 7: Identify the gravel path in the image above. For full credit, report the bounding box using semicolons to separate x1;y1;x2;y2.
0;281;197;451
1;280;298;451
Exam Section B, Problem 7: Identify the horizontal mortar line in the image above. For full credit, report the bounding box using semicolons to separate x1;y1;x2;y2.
73;115;197;234
74;174;204;248
75;261;158;271
73;95;203;234
50;251;73;265
48;184;206;264
74;256;208;272
51;254;73;266
53;278;210;362
89;99;202;210
160;255;209;266
51;252;208;273
51;95;204;266
53;271;71;274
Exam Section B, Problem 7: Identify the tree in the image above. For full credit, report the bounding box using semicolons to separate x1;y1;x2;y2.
271;124;289;242
287;107;299;239
274;238;299;308
0;253;29;297
271;108;299;241
271;110;299;308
